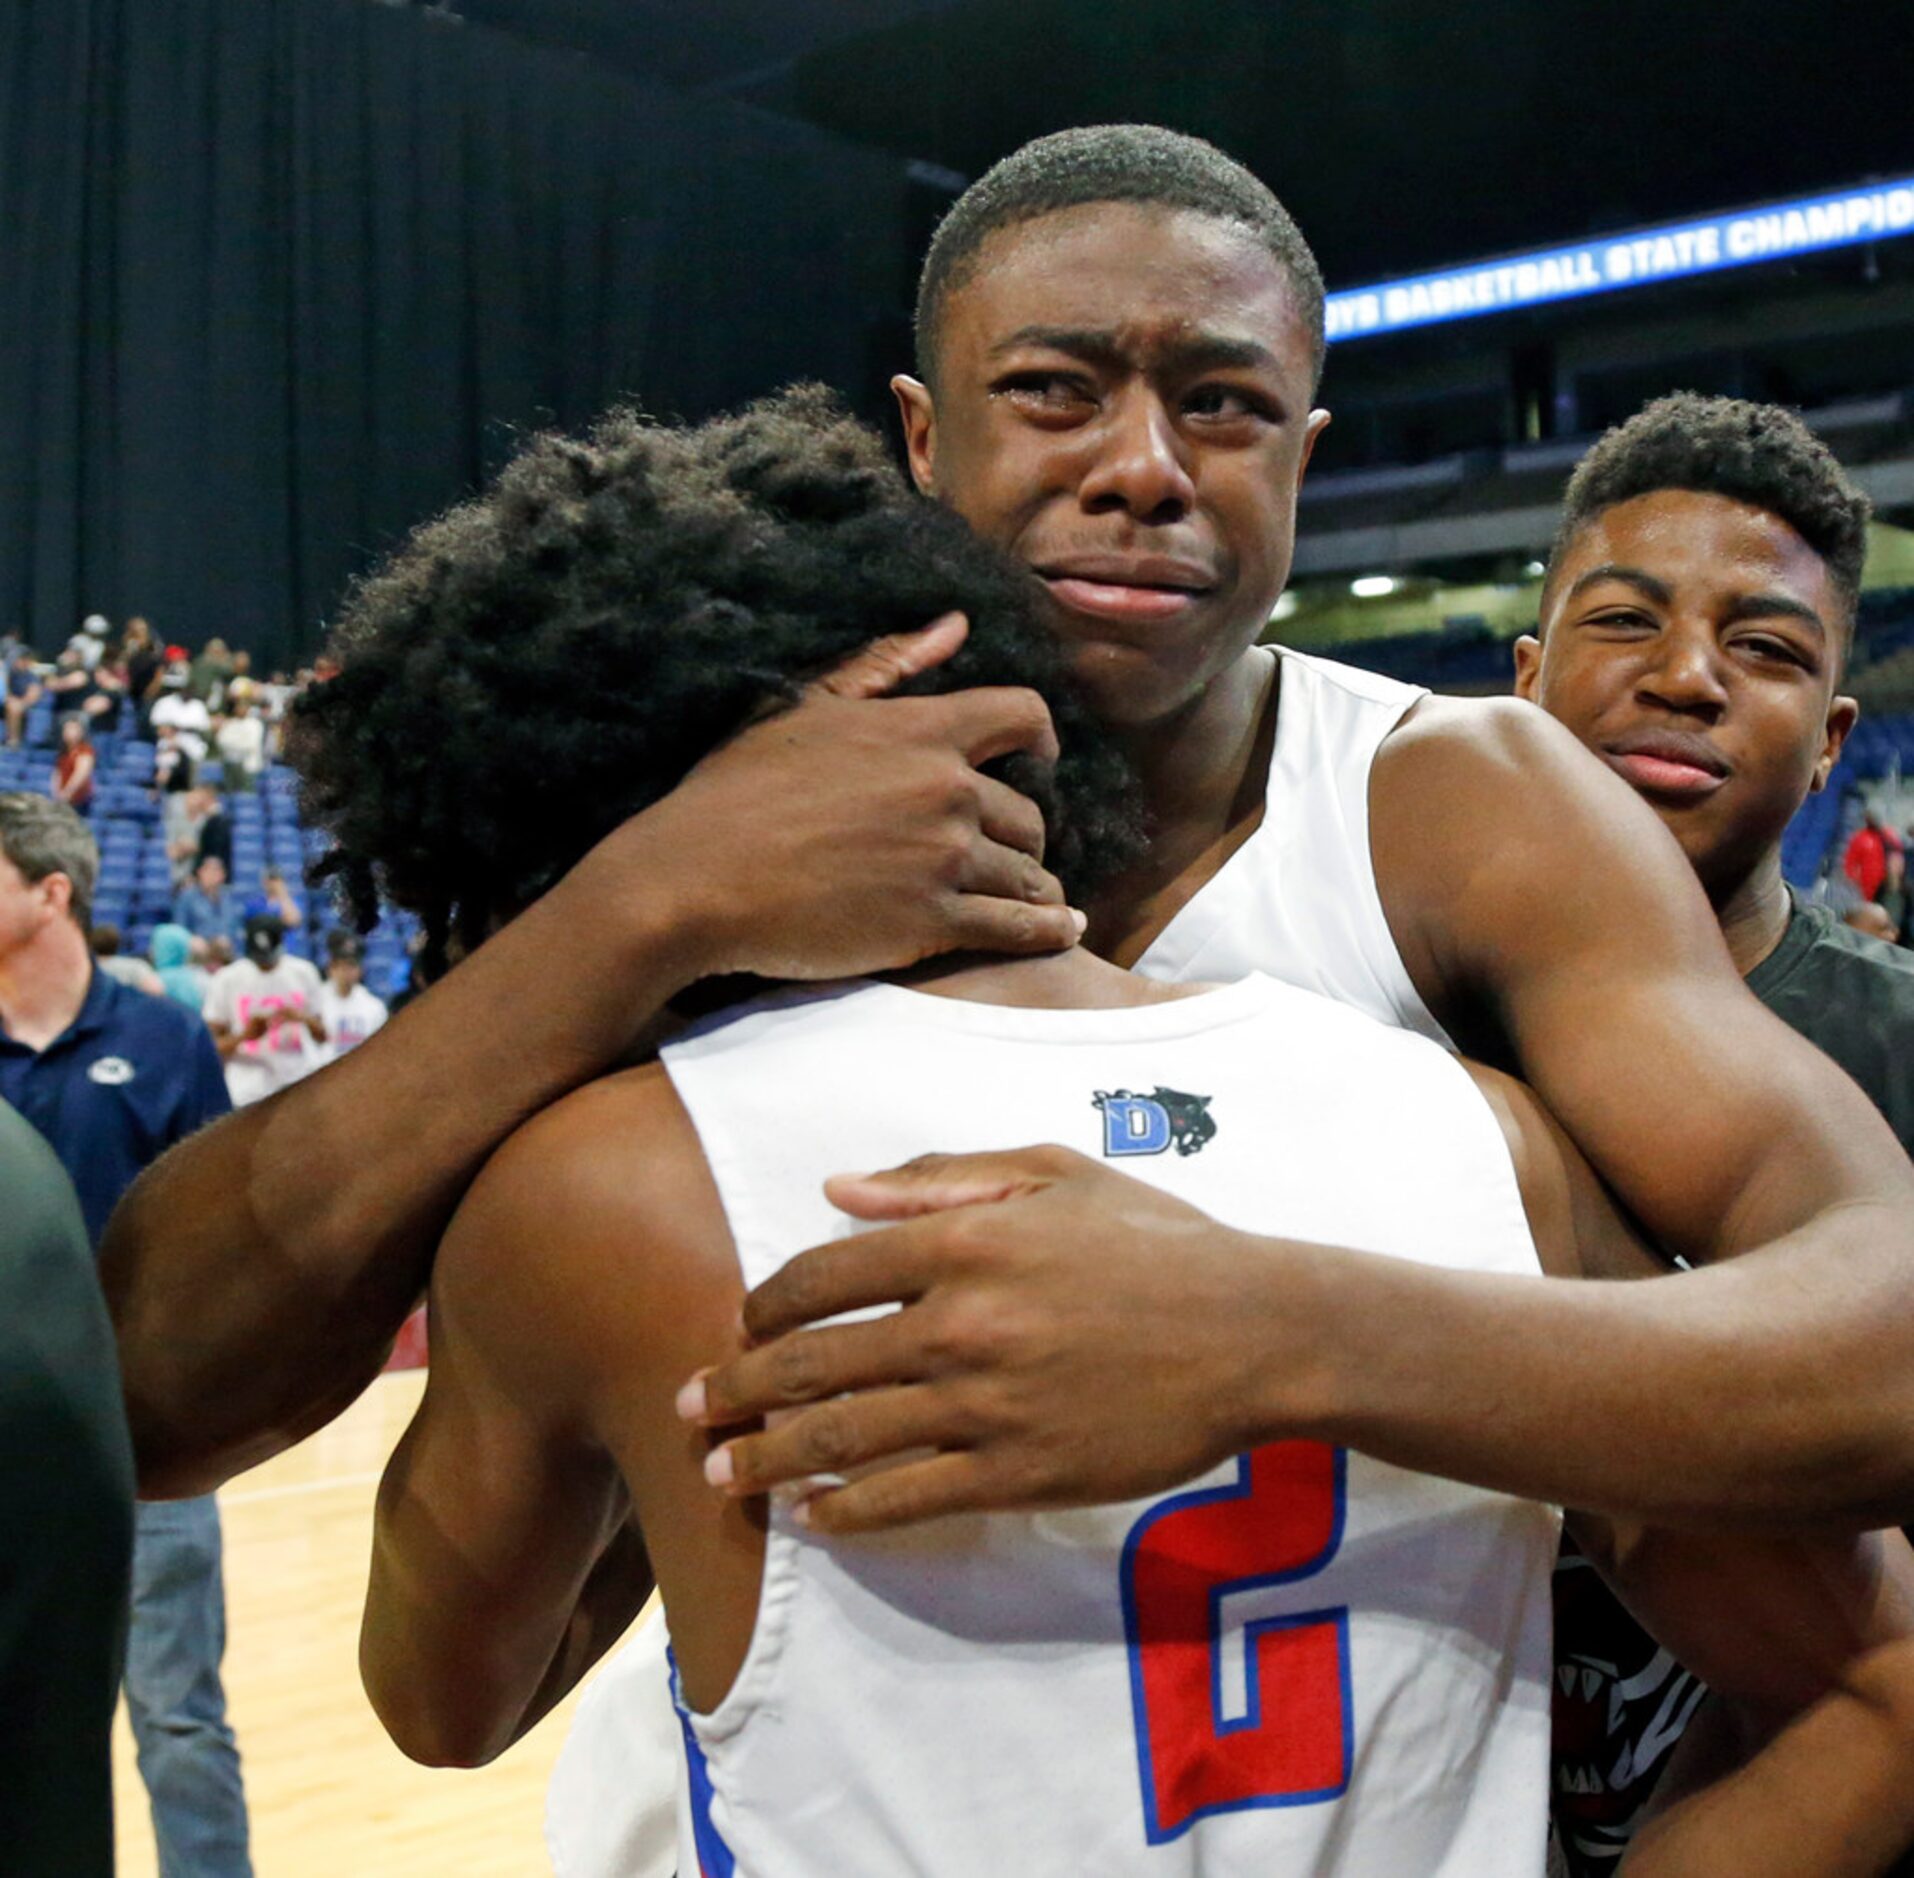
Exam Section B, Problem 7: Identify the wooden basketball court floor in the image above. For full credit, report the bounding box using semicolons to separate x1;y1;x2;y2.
112;1368;638;1877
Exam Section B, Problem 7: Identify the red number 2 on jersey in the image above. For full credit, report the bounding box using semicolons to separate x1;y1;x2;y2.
1120;1441;1351;1842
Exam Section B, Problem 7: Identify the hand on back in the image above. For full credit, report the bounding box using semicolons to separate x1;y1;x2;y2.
680;1146;1285;1532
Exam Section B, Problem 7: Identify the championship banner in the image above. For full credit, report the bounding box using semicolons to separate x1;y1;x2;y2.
1325;175;1914;343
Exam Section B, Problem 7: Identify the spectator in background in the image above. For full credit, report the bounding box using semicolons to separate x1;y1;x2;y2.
0;792;252;1878
149;923;209;1013
188;637;235;710
242;866;303;932
195;789;232;873
120;618;164;730
4;646;41;747
165;780;223;880
67;615;108;668
92;925;164;997
161;774;197;871
203;914;326;1107
150;660;212;763
173;854;245;953
52;715;96;813
43;644;97;720
44;639;122;733
152;720;194;798
1843;804;1903;901
84;653;127;735
318;931;386;1058
165;783;231;888
262;677;298;763
213;694;266;793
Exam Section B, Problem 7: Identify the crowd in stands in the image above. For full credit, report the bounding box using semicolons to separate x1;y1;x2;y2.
4;614;304;795
0;612;417;1108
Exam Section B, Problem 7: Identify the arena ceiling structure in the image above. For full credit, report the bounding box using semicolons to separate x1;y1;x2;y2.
458;0;1910;286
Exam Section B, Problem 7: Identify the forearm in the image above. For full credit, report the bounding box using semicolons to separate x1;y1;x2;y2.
103;819;715;1496
1252;1208;1914;1527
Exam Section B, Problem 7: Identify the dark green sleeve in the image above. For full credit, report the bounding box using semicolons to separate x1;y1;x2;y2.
0;1103;136;1877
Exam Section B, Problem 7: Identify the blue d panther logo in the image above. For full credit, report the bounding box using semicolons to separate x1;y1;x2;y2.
1093;1088;1216;1158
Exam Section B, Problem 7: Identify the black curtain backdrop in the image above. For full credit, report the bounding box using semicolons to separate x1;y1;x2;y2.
0;0;912;667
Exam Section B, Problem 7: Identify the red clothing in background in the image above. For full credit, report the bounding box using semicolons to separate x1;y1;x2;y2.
54;740;95;811
1844;824;1905;899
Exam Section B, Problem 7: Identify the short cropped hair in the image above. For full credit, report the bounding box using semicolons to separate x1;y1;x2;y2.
0;791;97;929
291;385;1147;973
1551;393;1872;621
914;124;1326;389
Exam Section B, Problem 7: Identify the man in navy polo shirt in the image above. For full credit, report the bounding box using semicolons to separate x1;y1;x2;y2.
0;793;252;1877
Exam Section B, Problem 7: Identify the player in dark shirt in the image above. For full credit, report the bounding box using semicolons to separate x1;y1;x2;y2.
1750;897;1914;1145
1511;392;1914;1873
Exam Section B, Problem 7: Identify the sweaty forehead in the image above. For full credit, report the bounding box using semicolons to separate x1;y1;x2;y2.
1558;489;1836;611
945;203;1311;373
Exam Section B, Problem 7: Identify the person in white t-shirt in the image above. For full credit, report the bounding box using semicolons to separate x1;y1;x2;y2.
212;696;267;793
150;677;212;763
202;916;327;1106
318;931;387;1061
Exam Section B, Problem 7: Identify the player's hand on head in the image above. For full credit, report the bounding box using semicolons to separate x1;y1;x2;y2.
675;1146;1293;1532
645;614;1080;982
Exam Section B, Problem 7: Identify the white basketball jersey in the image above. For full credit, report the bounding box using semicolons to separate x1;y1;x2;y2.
546;649;1462;1876
1136;650;1448;1047
659;972;1558;1876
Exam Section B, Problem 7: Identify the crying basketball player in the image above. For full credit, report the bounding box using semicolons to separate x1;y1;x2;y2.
306;389;1914;1875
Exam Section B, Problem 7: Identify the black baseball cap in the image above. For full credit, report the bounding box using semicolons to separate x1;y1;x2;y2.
244;913;286;963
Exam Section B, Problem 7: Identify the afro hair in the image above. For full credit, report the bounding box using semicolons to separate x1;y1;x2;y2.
291;385;1147;974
